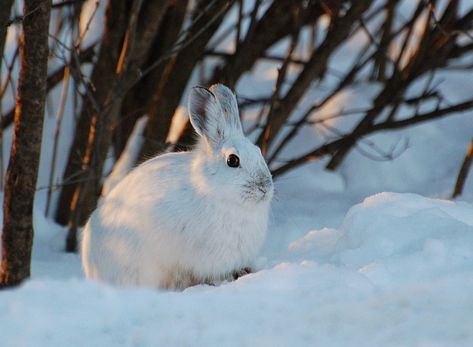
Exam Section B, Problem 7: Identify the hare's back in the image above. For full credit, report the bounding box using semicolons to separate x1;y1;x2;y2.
109;151;192;199
96;152;193;227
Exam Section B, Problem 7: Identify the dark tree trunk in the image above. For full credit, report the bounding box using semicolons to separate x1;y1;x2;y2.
114;0;189;158
65;0;170;252
0;0;51;287
54;0;129;226
140;0;230;158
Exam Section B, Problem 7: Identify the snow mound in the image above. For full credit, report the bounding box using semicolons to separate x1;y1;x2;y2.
335;193;473;286
291;192;473;287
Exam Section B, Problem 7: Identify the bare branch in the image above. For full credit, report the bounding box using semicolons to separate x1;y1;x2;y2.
260;2;372;153
2;42;97;130
272;98;473;177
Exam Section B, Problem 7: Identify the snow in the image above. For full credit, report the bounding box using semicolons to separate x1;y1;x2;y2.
2;192;473;346
1;0;473;346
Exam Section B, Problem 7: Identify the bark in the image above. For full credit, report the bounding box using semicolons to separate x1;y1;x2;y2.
0;0;51;287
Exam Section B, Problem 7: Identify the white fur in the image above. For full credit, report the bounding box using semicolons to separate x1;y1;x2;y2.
81;84;273;289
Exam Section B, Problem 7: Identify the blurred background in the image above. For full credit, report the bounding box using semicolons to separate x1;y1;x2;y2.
1;0;473;254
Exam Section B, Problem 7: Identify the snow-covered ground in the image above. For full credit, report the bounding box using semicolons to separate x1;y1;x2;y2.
1;190;473;347
1;0;473;346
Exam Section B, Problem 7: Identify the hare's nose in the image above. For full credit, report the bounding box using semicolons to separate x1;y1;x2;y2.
257;176;273;191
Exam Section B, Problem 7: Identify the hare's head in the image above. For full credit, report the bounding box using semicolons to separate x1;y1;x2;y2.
188;84;273;207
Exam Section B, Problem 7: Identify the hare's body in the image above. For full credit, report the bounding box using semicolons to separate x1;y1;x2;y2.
82;151;269;288
82;84;273;289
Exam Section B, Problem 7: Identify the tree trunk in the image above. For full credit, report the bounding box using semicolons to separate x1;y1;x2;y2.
54;0;129;226
114;0;189;158
65;0;170;251
140;0;230;158
0;0;51;287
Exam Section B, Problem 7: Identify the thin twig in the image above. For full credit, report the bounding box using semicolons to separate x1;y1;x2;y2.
452;139;473;198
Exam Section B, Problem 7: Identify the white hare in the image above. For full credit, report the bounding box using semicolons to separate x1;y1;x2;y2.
81;84;273;289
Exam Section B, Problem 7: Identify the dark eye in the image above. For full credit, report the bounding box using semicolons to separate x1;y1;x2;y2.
227;154;240;168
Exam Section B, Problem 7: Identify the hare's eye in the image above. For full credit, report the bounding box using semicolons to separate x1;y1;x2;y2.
227;154;240;168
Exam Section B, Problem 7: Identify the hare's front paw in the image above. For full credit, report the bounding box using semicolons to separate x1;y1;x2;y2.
232;267;252;280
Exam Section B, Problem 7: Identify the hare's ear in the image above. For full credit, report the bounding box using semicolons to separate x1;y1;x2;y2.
210;84;243;134
188;86;225;147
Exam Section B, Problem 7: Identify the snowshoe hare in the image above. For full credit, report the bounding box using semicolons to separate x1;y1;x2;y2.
81;84;274;289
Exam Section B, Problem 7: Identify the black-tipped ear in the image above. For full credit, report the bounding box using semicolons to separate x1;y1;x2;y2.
188;86;224;146
210;84;243;134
